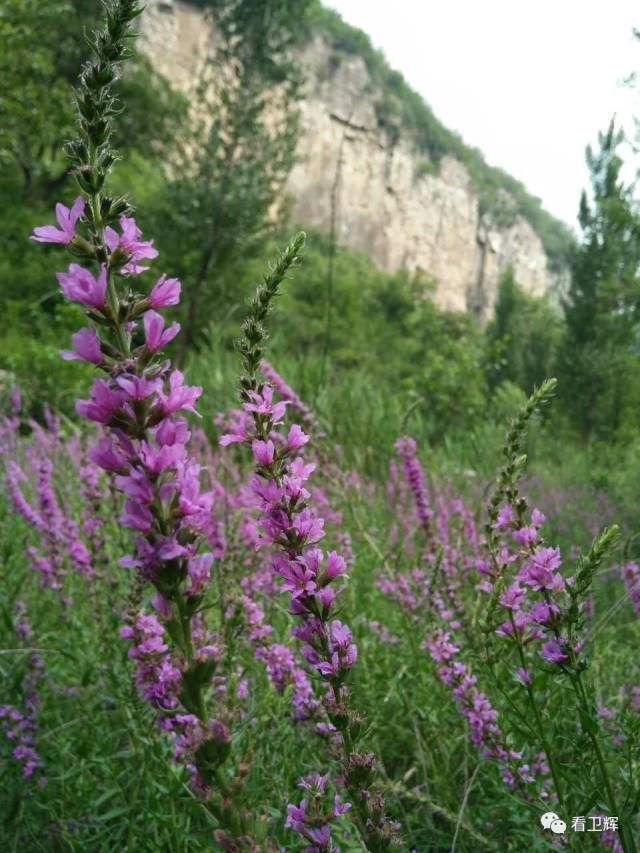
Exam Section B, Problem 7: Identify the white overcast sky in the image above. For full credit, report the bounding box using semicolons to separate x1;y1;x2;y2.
326;1;640;230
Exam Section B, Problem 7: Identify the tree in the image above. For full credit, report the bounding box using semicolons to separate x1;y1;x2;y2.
152;0;312;362
558;121;640;440
0;0;185;204
486;266;562;395
0;0;76;199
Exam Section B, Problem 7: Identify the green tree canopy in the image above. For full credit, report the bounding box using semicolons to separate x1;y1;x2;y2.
486;266;562;396
558;121;640;441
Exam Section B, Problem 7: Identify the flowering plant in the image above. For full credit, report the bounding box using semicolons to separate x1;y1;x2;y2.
380;381;639;852
27;1;273;846
220;235;402;851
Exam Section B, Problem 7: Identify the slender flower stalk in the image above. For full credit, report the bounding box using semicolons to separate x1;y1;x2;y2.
394;436;433;546
0;604;47;790
621;562;640;616
224;241;401;852
379;382;636;849
425;629;551;799
481;383;636;853
29;1;257;844
6;455;95;596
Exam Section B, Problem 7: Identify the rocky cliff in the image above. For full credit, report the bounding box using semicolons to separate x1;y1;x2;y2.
138;0;568;321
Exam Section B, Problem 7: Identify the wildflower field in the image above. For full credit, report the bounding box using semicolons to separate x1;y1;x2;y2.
2;1;640;851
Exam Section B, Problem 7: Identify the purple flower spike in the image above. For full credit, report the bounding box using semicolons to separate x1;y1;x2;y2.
29;18;228;814
395;435;433;539
621;562;640;616
225;360;399;845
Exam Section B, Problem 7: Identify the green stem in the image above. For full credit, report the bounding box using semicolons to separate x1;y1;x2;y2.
538;587;635;852
327;666;386;850
570;671;636;853
176;594;195;663
509;613;566;810
174;595;207;721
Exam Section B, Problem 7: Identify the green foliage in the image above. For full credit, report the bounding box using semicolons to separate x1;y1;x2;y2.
0;302;94;417
486;266;562;394
0;0;182;202
558;122;640;442
115;54;190;162
0;0;76;198
265;233;488;441
150;0;313;358
4;2;640;848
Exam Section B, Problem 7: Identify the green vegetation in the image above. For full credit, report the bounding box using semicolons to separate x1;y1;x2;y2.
558;122;640;442
486;265;562;394
155;0;312;358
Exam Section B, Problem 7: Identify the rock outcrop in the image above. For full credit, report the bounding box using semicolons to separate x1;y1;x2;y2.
138;0;566;321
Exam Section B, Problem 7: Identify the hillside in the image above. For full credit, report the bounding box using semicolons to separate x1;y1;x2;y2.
139;0;574;320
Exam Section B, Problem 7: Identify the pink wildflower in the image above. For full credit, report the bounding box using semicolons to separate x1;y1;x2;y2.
144;310;180;353
31;197;85;245
149;274;181;307
105;214;158;275
57;264;108;309
60;326;103;364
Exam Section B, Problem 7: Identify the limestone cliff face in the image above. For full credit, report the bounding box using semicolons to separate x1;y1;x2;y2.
138;0;565;320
